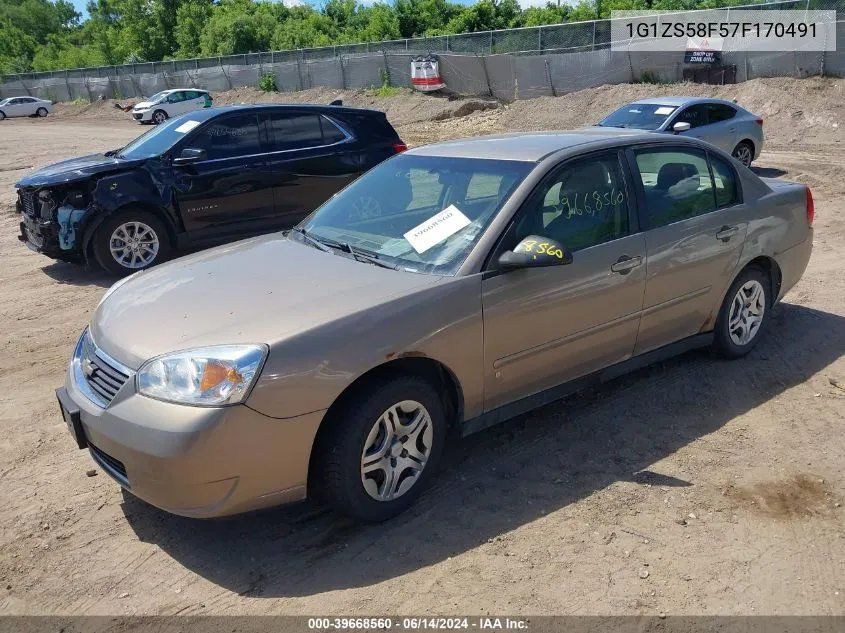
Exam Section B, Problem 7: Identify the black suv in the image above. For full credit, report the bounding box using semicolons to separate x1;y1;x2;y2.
17;103;407;275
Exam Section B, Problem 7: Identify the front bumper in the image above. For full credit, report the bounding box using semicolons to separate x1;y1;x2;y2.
132;110;150;122
19;215;77;261
61;343;326;518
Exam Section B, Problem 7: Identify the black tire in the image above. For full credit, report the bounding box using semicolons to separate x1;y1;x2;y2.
312;375;447;522
36;107;48;117
0;111;5;121
714;266;771;359
152;109;168;125
732;140;754;167
91;209;172;277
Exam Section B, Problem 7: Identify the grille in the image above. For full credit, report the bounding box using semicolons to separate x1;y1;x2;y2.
80;334;130;406
89;443;129;484
21;193;36;217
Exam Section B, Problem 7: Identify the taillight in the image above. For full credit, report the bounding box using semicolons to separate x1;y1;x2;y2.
806;187;815;227
392;142;408;154
755;118;763;126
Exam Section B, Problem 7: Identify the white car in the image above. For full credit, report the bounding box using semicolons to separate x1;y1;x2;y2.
131;89;213;124
0;96;53;120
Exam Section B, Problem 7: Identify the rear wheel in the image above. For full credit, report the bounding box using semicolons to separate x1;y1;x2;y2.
732;141;754;167
36;107;48;117
0;111;6;121
312;375;447;522
714;266;771;358
92;209;171;276
152;109;168;125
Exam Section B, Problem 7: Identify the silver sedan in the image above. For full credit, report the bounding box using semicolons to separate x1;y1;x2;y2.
0;96;54;120
598;97;764;166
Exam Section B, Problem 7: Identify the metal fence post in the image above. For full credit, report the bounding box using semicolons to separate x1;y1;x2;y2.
592;21;597;51
538;26;542;51
489;31;493;55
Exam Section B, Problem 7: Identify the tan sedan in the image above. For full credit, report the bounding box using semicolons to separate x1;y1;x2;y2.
56;129;814;522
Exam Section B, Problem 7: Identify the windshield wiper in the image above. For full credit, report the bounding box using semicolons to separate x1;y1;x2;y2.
343;243;399;270
290;227;331;253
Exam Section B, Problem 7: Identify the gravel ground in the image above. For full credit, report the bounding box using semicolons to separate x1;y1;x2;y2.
0;78;843;616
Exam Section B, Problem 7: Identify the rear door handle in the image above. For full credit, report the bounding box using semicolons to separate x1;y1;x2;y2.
611;255;643;274
716;225;739;241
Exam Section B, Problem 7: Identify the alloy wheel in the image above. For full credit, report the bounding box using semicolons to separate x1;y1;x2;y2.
109;221;160;269
153;111;167;124
360;400;433;502
733;144;753;166
728;280;766;346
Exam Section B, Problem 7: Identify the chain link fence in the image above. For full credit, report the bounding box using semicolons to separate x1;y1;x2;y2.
1;0;842;101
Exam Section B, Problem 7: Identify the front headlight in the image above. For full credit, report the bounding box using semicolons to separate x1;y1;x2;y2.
137;345;267;406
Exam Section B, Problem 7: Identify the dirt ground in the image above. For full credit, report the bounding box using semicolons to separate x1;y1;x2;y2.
0;78;844;617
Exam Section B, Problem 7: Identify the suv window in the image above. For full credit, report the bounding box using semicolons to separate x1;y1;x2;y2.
268;113;324;151
513;153;630;252
707;104;737;123
321;116;347;144
673;105;708;129
635;148;715;227
710;154;739;207
189;113;262;160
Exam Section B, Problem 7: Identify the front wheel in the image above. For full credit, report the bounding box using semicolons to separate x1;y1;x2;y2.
36;107;48;117
91;210;171;276
152;109;168;125
714;267;771;358
0;111;6;121
312;376;447;522
732;141;754;167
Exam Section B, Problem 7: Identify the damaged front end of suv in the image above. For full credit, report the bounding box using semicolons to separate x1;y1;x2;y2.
18;184;96;263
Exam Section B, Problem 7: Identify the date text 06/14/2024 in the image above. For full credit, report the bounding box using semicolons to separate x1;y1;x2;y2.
307;618;530;630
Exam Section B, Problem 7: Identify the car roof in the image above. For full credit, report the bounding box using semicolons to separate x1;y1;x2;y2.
406;129;664;162
626;96;741;108
178;103;387;121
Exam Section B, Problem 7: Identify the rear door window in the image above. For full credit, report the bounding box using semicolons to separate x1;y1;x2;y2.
707;104;737;123
634;148;716;227
267;112;349;151
710;154;739;208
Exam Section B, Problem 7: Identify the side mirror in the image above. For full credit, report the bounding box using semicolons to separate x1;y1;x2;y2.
672;121;691;133
173;148;206;165
498;235;573;270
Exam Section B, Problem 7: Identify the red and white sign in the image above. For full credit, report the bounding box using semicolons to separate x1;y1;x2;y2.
411;55;445;92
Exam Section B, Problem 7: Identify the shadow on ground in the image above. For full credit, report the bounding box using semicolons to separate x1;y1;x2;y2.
40;261;115;289
752;166;789;178
123;303;845;598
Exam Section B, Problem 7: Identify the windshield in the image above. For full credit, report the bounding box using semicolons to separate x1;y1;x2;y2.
300;154;533;276
117;115;199;160
599;103;678;130
146;91;168;103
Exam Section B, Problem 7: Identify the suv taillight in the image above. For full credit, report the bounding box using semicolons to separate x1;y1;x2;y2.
806;187;815;227
393;142;408;154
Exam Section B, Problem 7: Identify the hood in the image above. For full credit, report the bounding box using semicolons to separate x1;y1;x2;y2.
133;100;156;110
91;234;442;369
16;153;143;188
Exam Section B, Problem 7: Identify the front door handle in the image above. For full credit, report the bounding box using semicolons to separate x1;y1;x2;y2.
611;255;643;274
716;225;739;241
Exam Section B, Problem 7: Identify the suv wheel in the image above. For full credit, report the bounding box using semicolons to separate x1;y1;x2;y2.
92;210;171;276
313;376;446;522
152;109;168;125
714;266;771;358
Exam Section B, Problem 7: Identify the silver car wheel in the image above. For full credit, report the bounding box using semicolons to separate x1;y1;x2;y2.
36;107;48;117
733;143;753;166
728;280;766;346
153;111;167;125
109;221;160;269
360;400;433;502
